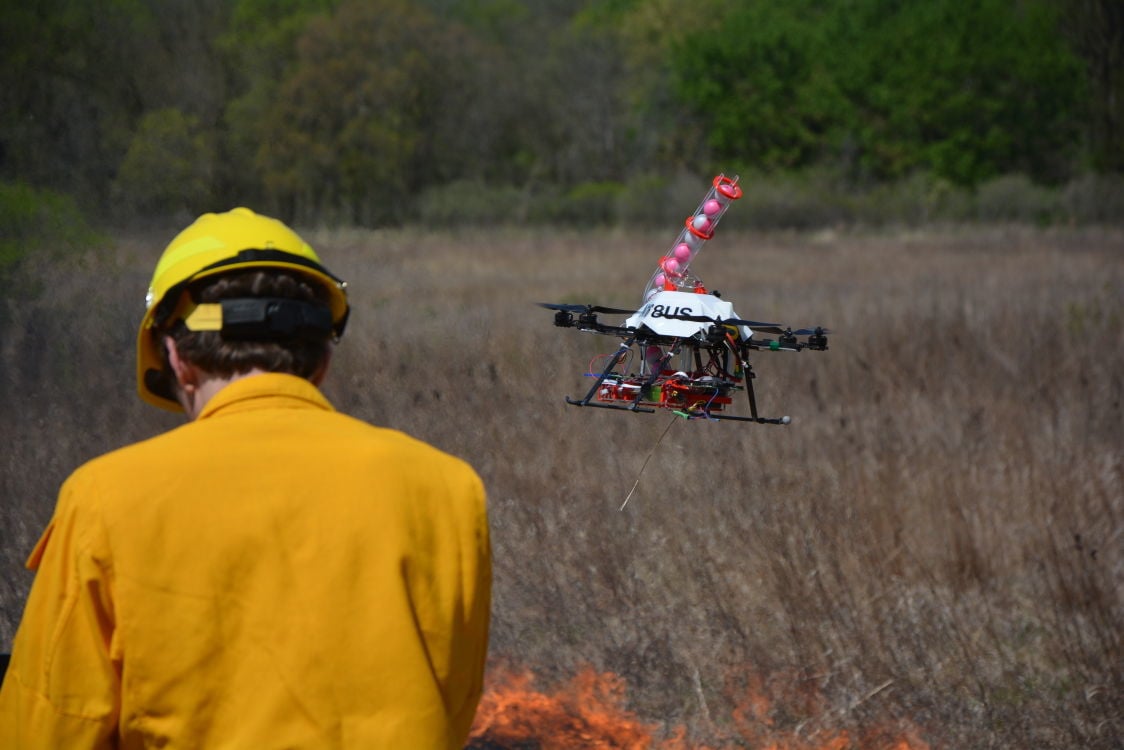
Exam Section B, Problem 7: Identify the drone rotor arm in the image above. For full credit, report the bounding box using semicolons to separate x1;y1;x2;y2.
743;324;788;336
537;302;635;315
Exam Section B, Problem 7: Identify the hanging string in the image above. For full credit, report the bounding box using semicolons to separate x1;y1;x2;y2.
619;416;679;511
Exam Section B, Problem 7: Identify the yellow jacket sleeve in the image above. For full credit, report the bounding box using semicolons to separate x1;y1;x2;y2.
0;473;121;748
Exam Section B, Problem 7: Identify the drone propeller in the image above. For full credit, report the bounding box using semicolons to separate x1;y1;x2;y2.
537;302;635;315
770;325;830;351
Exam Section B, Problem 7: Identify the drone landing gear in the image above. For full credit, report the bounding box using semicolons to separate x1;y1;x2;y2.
564;340;791;425
707;413;791;425
565;335;655;412
729;347;791;425
565;398;656;414
564;393;788;424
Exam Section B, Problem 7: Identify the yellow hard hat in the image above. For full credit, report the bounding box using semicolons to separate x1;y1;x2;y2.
137;207;349;411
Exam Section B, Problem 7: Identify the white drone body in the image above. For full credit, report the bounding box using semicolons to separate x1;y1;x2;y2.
626;290;753;341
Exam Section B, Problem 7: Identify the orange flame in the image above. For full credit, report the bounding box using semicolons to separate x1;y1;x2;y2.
467;665;930;750
468;665;659;749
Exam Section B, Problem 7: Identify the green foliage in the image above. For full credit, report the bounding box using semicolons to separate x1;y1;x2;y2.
432;0;530;36
671;0;1088;187
1057;0;1124;173
553;181;627;225
218;0;341;206
256;0;498;224
113;108;214;216
613;174;680;226
227;0;339;39
0;0;156;203
0;0;1119;225
221;0;341;82
973;174;1062;224
671;1;844;172
0;181;102;322
416;181;528;227
416;175;696;227
1061;173;1124;224
0;182;97;272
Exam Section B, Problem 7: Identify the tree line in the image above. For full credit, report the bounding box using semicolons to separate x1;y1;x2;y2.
1;0;1121;227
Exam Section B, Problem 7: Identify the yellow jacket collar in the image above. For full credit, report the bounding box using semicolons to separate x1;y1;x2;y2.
196;373;334;421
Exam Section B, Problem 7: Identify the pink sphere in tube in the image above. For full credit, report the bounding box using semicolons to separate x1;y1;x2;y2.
661;257;680;275
703;199;722;217
653;273;666;287
674;243;691;262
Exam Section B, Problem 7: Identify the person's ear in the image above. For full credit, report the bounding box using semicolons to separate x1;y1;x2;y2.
163;336;198;391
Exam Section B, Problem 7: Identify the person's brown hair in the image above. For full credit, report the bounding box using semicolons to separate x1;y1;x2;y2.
163;269;333;379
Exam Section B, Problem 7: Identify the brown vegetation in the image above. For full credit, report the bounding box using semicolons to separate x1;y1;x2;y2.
1;225;1120;748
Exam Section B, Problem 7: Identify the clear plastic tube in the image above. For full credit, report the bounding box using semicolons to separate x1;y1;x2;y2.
641;174;743;302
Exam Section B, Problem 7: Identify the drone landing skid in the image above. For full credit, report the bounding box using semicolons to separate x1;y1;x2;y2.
564;397;789;424
565;397;655;414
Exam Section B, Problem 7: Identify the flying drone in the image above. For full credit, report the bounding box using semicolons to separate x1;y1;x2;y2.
539;174;829;424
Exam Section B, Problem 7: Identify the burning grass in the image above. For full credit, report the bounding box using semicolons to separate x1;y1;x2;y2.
1;224;1121;748
468;664;931;750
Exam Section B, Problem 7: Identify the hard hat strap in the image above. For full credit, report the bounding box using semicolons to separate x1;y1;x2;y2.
183;298;334;342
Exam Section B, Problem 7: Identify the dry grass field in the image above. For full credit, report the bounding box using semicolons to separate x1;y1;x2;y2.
1;223;1120;748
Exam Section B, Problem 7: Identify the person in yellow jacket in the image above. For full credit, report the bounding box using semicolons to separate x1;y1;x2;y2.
0;208;491;748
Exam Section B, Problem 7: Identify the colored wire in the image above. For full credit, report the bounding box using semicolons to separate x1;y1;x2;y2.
585;349;632;377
